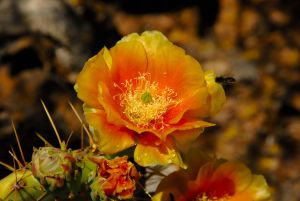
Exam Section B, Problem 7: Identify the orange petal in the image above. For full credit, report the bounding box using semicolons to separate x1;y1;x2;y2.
187;162;218;197
136;132;163;147
154;171;189;201
134;138;185;168
95;40;149;125
211;162;252;193
148;43;205;95
109;40;148;84
98;82;126;125
76;48;110;108
122;115;213;142
159;119;214;141
164;87;209;124
84;106;135;154
144;42;213;124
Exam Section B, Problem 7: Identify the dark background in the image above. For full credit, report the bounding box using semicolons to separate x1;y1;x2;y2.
0;0;300;200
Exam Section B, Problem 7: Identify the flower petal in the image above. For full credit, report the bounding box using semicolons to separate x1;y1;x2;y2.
186;162;219;199
164;87;209;124
98;82;125;125
123;115;213;141
76;49;110;108
154;171;190;201
165;70;225;124
234;175;272;201
119;31;170;58
100;47;112;69
84;106;135;154
160;119;214;140
109;39;148;83
149;44;205;96
147;44;214;124
95;40;149;125
212;162;252;193
134;138;185;168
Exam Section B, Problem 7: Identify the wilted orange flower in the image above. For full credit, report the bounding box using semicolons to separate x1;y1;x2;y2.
153;151;272;201
90;156;140;199
75;31;225;167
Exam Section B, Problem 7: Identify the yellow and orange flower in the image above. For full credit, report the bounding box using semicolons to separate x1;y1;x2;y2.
75;31;225;167
153;151;272;201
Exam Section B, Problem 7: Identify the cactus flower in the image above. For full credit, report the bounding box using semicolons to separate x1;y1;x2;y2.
153;150;272;201
75;30;225;167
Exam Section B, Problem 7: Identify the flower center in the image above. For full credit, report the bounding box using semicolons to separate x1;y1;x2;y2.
114;73;181;129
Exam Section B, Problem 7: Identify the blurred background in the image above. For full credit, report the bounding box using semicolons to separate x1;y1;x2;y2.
0;0;299;200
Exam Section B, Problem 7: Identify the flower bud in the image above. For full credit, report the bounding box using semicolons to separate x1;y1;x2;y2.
32;147;75;191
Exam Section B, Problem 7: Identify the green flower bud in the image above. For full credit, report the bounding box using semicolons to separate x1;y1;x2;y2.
32;147;75;191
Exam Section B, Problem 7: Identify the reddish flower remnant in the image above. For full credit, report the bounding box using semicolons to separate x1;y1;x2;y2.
91;156;140;199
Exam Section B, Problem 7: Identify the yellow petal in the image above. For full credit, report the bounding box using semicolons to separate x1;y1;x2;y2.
100;46;112;69
246;175;272;201
119;31;170;57
84;106;135;154
76;48;110;108
134;141;186;168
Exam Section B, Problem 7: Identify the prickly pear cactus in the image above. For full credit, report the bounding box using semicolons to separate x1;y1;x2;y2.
0;31;272;201
0;169;55;201
0;147;141;201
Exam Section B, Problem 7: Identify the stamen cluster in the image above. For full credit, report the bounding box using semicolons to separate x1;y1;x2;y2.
196;193;230;201
114;73;181;129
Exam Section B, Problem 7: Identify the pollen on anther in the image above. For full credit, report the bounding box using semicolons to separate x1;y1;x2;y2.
114;73;181;129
